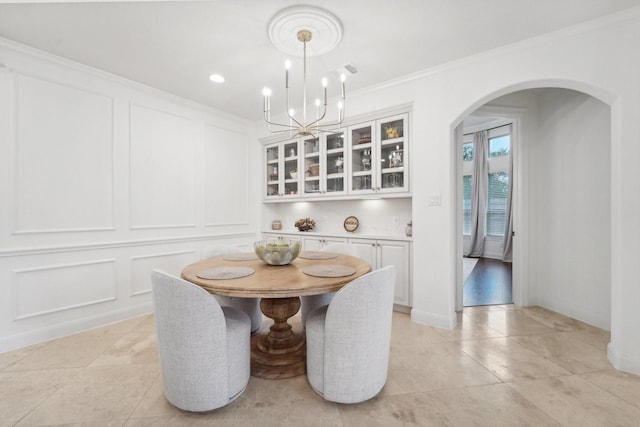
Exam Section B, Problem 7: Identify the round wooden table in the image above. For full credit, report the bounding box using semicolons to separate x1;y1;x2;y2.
181;252;371;379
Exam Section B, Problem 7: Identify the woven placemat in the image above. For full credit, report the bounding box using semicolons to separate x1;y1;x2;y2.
298;251;338;260
223;253;259;261
196;267;255;280
302;264;356;278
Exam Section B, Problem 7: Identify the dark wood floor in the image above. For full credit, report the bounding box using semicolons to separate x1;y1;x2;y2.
463;257;513;307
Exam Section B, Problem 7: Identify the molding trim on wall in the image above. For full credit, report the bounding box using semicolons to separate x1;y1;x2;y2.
0;232;257;258
128;101;198;230
9;71;117;234
0;301;153;353
12;258;117;320
129;249;197;297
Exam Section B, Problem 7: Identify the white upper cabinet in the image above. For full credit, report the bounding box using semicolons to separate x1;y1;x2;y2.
263;110;409;202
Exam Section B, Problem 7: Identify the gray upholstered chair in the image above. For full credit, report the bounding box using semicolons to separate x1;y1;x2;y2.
201;244;263;334
151;270;250;412
305;266;395;404
300;243;364;327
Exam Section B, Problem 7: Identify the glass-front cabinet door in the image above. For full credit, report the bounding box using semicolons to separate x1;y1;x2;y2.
265;143;281;198
349;121;376;194
324;132;347;195
282;140;300;197
302;136;321;195
265;140;300;199
377;113;408;193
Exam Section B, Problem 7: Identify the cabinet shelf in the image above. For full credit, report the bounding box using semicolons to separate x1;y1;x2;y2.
352;143;372;151
382;167;405;174
381;138;404;146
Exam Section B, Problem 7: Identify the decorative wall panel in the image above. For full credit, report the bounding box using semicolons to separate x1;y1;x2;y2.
130;250;197;296
129;104;196;229
13;259;117;320
13;74;114;233
204;124;249;226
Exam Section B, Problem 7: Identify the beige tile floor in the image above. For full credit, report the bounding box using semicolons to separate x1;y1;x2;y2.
2;305;640;426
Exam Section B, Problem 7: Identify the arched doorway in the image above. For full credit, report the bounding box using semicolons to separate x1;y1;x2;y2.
453;86;612;331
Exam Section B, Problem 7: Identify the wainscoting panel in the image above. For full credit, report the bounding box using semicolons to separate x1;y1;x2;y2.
12;73;114;234
204;123;249;226
129;103;196;229
130;250;197;296
12;259;117;320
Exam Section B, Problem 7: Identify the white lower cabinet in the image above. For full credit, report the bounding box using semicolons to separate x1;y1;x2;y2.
261;232;411;308
349;238;411;307
301;236;347;251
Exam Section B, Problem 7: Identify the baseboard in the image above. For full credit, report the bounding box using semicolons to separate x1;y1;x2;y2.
393;304;411;314
410;307;457;329
607;342;640;376
0;302;154;353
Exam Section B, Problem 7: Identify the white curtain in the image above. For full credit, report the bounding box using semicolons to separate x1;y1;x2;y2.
502;125;514;262
465;130;488;257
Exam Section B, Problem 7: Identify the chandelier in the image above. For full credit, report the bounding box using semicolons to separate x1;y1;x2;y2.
262;7;346;138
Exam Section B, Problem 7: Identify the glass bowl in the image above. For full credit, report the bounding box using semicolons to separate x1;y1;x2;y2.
254;239;301;265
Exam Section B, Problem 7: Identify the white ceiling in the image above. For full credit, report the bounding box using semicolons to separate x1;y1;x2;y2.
1;0;639;122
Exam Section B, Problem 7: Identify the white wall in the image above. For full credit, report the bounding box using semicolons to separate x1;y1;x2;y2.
530;89;611;329
0;40;260;351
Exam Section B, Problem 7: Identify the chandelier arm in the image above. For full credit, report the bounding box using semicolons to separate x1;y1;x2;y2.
263;113;299;129
306;107;328;128
286;109;305;129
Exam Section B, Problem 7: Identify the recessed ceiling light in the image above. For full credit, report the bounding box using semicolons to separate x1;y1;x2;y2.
209;73;225;83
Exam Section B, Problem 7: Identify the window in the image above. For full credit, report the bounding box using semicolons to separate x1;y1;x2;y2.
487;172;509;236
489;134;510;157
463;142;473;161
461;125;511;238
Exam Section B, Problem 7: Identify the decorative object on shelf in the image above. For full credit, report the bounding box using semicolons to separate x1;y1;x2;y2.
254;239;301;265
262;6;347;138
308;163;320;176
289;169;298;179
335;156;344;172
405;220;412;237
289;147;296;157
385;126;400;139
343;216;359;232
389;145;403;167
358;135;372;144
361;154;371;171
269;166;278;181
295;217;315;231
272;219;282;230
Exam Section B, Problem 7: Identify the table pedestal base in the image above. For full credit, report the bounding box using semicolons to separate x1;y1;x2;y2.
250;296;306;379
